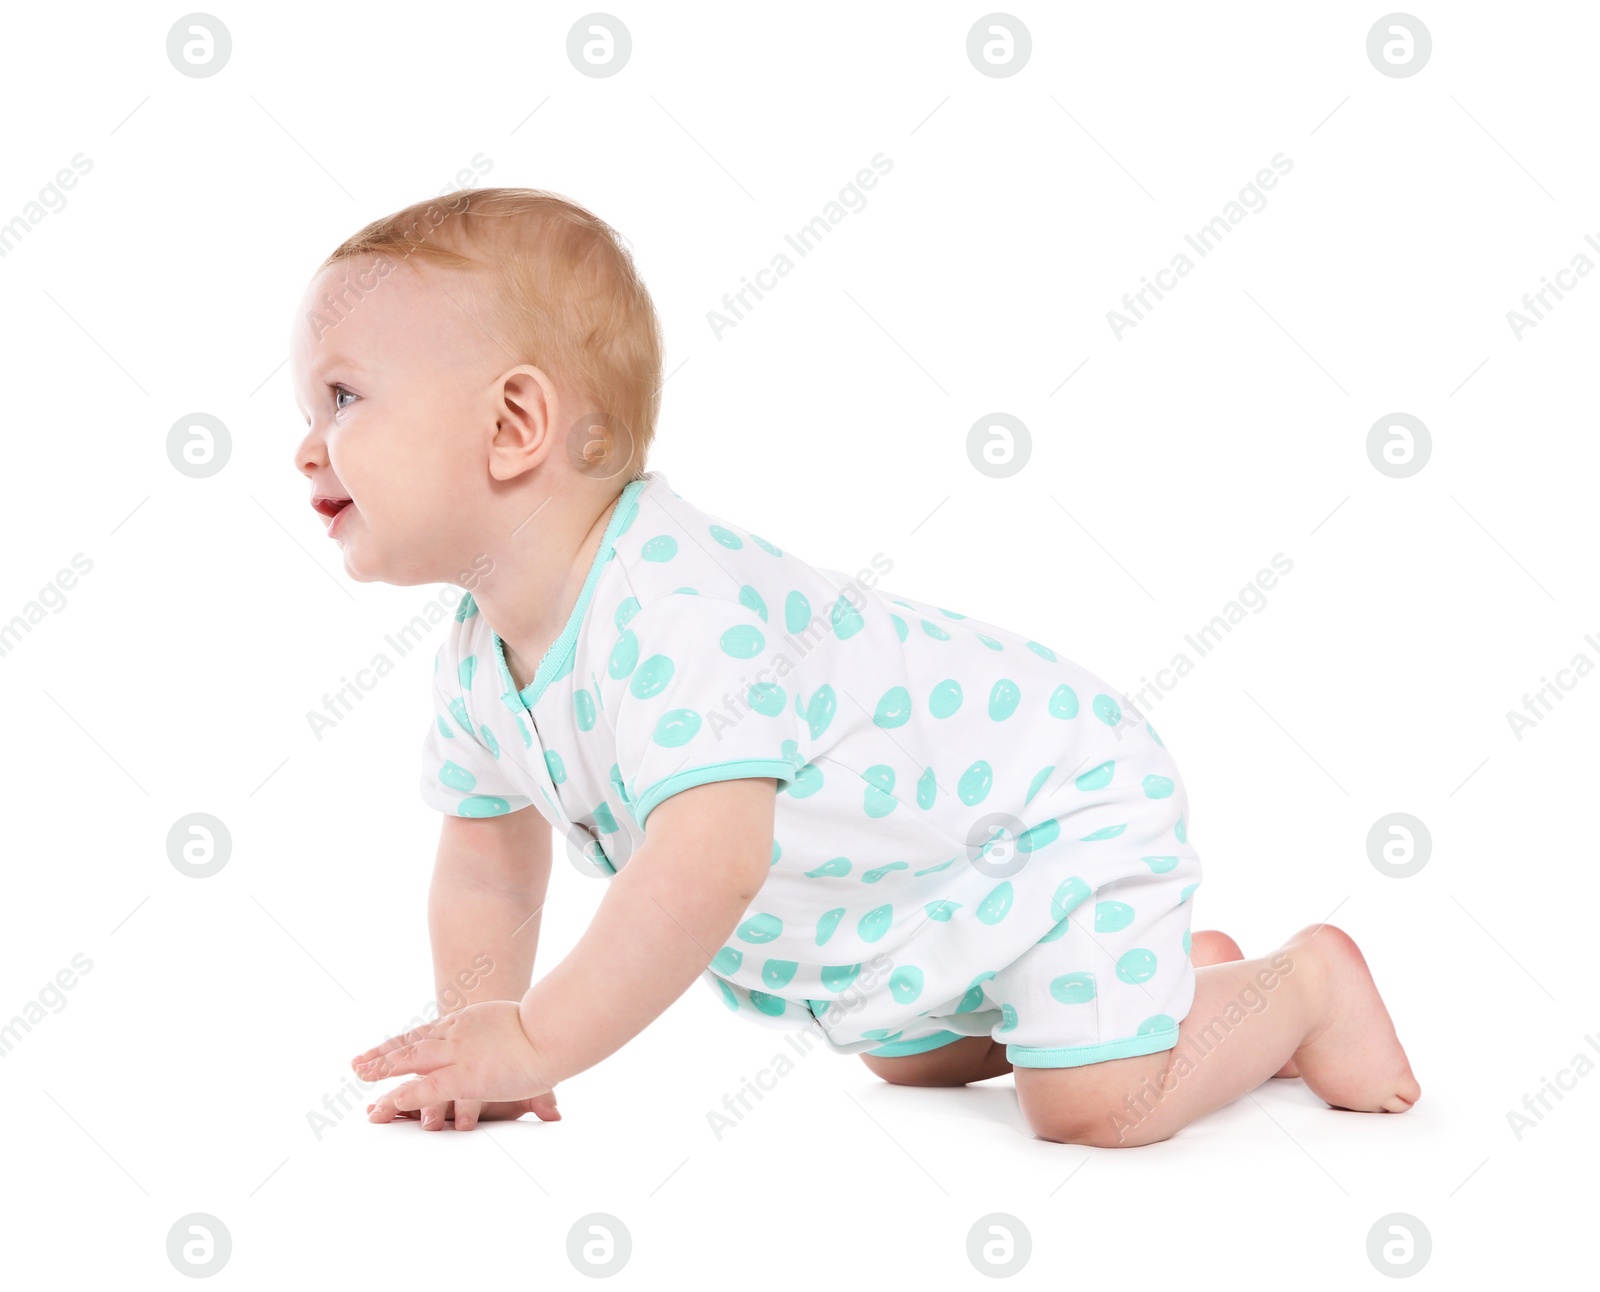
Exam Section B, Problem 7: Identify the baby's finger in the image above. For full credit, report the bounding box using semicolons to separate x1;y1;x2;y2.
351;1020;437;1071
387;1072;453;1114
452;1099;483;1132
420;1102;452;1131
353;1037;449;1081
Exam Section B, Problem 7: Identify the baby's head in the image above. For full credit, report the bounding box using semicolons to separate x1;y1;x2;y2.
289;187;662;586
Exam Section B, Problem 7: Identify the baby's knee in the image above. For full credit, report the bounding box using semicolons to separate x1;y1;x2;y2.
1017;1055;1178;1148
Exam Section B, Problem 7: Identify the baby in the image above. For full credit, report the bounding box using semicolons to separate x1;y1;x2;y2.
291;187;1420;1148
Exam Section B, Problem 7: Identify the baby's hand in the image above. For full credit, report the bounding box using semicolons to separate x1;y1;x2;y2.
352;1000;556;1123
368;1093;562;1132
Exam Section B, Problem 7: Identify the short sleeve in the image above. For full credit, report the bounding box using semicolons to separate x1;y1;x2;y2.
608;593;805;831
418;641;536;818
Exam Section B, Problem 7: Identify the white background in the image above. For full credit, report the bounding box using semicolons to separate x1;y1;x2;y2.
0;0;1592;1285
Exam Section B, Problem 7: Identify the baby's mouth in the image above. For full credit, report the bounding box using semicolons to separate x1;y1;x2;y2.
312;496;354;520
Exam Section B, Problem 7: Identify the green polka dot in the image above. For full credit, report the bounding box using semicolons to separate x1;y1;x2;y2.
615;596;641;628
1179;882;1199;903
478;724;500;758
1175;817;1188;843
653;708;701;747
787;763;824;798
805;856;851;878
989;678;1021;720
821;963;860;991
1037;919;1069;943
914;855;958;877
1048;684;1079;718
709;524;743;549
544;749;566;784
1095;900;1135;932
929;679;963;718
448;697;472;735
1182;929;1193;957
748;989;786;1017
515;715;533;748
455;594;479;622
1025;765;1054;805
762;958;798;989
1080;823;1128;841
889;613;908;641
737;912;783;943
816;907;845;944
1051;876;1092;921
715;980;739;1011
874;686;912;728
739;584;767;620
439;761;475;792
862;861;908;882
831;594;865;640
458;654;477;689
574;688;597;731
1075;760;1113;791
1116;948;1158;984
436;714;455;739
921;618;951;640
863;764;897;817
976;633;1003;650
1137;1014;1176;1035
1147;722;1163;746
1017;818;1060;854
748;681;786;716
889;966;924;1004
630;654;675;698
1050;972;1096;1004
957;760;993;805
594;803;618;834
1142;855;1180;873
1025;640;1056;661
459;795;510;817
641;535;678;561
752;534;782;556
1143;774;1174;799
938;607;966;619
608;629;639;678
857;904;893;942
721;624;765;658
805;685;837;739
998;1003;1019;1032
711;946;743;974
916;767;937;809
1092;693;1122;725
976;881;1014;924
785;590;811;633
925;900;960;921
957;972;995;1013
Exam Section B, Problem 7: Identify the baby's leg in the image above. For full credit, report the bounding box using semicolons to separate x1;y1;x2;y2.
861;1035;1013;1086
1014;922;1420;1148
1190;930;1298;1079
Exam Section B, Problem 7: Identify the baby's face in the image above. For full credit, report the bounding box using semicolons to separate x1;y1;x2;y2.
289;255;501;586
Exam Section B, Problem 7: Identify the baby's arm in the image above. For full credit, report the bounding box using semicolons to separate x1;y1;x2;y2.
417;810;555;1129
356;776;776;1113
516;775;777;1084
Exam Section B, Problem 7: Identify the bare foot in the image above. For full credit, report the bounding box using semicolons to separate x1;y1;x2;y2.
1280;923;1420;1113
1190;930;1299;1079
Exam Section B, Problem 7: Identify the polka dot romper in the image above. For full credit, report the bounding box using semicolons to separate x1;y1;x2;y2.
419;470;1202;1069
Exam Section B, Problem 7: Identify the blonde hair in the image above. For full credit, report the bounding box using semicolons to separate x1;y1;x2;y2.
321;186;663;480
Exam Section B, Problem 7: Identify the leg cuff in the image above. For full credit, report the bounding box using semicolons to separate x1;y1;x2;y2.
864;1028;967;1057
1005;1023;1181;1069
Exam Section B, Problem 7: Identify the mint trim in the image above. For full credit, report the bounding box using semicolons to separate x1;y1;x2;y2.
1005;1024;1181;1069
864;1029;967;1058
636;758;799;830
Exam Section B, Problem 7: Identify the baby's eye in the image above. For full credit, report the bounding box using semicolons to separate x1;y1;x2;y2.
332;384;357;412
